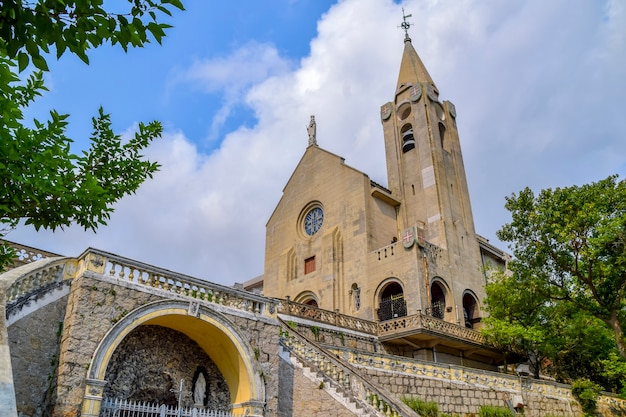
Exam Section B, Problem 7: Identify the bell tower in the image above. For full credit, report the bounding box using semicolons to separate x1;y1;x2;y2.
381;13;477;253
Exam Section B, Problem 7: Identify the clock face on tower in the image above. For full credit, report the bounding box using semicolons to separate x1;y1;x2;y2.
304;207;324;236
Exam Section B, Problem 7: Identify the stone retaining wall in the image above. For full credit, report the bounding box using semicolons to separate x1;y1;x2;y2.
8;288;68;417
361;366;577;417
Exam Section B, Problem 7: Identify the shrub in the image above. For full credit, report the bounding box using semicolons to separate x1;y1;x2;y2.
402;397;439;417
571;378;603;416
478;405;514;417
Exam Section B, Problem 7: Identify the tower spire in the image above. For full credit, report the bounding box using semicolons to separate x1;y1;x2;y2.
396;9;435;90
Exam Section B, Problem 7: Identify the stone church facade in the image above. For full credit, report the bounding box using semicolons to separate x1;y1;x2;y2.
260;31;507;366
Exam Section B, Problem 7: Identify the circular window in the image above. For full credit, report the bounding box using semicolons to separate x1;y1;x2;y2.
397;102;411;121
304;206;324;236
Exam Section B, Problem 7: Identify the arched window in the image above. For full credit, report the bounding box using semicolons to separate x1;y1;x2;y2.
350;283;361;311
462;292;479;328
438;122;447;150
378;282;407;321
400;124;415;153
429;282;446;319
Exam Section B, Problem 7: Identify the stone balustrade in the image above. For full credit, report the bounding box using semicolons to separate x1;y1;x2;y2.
329;347;626;415
330;347;575;397
277;299;378;335
377;312;487;345
4;259;68;304
4;248;276;319
278;298;487;345
2;240;61;269
279;319;418;417
76;248;276;316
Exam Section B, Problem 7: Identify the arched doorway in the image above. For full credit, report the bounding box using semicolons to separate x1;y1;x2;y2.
294;291;319;307
83;300;265;417
377;282;407;321
429;281;446;319
462;292;479;328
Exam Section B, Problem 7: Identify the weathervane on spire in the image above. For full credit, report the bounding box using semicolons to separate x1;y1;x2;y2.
400;8;413;41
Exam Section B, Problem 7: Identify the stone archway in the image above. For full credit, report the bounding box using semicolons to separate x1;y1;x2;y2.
462;291;480;328
294;290;319;307
82;299;264;417
376;280;407;321
102;325;231;409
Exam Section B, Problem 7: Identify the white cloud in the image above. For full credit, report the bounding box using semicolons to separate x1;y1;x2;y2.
9;0;626;286
182;42;294;142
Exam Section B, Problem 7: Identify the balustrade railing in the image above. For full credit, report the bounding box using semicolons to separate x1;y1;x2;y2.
4;246;484;345
3;248;276;319
2;240;61;269
277;298;378;334
327;347;581;400
279;318;418;417
377;312;487;345
279;298;487;345
78;248;275;316
4;259;67;304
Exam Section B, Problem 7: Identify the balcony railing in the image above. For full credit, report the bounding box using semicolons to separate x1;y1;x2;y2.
278;298;487;345
377;311;487;345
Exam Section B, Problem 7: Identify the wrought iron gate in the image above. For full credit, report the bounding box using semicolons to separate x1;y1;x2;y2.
378;293;407;321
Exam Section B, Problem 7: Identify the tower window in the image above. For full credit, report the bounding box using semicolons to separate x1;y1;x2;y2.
304;256;316;274
429;282;446;319
438;122;447;150
401;123;415;153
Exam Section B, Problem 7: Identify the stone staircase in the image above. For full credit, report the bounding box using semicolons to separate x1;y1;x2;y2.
278;318;419;417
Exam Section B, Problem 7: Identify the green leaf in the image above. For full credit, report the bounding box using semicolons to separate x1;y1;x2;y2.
17;52;29;72
31;54;49;71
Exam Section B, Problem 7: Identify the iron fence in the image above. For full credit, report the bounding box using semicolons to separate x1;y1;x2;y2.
99;398;232;417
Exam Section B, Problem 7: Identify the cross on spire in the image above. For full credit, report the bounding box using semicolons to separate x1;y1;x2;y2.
400;8;413;41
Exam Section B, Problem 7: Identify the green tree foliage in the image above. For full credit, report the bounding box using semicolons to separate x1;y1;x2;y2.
600;352;626;397
0;0;184;271
571;378;603;416
497;176;626;357
481;269;550;378
483;175;626;390
0;0;184;71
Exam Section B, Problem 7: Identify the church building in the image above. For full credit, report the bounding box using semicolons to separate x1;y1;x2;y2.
258;20;508;365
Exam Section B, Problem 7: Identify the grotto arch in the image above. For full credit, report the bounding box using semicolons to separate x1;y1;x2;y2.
82;299;264;416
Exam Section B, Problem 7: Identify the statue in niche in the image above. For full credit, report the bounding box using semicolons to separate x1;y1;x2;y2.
307;115;317;146
192;367;207;408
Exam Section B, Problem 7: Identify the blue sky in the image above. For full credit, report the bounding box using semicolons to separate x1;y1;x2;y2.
10;0;626;285
27;1;336;148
